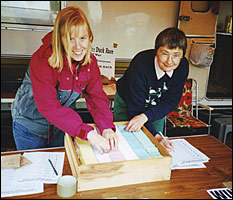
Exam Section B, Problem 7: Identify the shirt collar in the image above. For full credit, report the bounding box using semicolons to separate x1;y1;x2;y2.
154;56;173;80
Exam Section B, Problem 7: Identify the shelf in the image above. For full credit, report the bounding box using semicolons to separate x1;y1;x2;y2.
216;32;232;36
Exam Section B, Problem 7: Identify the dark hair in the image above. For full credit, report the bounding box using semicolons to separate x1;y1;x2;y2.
154;27;187;56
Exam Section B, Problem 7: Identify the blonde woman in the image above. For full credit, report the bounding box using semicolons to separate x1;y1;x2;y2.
11;7;118;153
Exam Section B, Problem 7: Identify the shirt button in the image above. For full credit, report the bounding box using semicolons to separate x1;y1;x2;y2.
87;68;90;72
67;77;69;80
76;76;78;80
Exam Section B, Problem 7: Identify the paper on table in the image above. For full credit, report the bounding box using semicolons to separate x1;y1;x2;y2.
1;176;43;198
22;152;65;183
169;139;210;169
1;154;21;169
171;162;206;169
206;188;232;199
1;151;65;198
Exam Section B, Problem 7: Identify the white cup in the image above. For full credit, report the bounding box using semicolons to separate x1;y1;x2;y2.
57;175;77;197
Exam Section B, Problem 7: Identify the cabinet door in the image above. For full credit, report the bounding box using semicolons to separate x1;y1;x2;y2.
178;1;219;37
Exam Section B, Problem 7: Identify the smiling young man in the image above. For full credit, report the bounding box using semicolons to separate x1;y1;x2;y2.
114;28;189;151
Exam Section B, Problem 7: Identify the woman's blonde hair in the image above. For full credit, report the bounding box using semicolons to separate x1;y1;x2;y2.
48;7;93;74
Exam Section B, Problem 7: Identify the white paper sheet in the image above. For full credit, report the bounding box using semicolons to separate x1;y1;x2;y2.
169;139;210;169
1;151;65;198
1;177;44;198
115;126;139;160
207;188;232;199
91;127;138;163
22;152;65;183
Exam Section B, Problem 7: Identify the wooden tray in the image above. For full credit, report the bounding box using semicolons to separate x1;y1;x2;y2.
64;121;172;192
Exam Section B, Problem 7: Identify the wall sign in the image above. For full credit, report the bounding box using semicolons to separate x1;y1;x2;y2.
91;44;115;80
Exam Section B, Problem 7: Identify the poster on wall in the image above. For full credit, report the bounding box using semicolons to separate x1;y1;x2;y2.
91;44;115;84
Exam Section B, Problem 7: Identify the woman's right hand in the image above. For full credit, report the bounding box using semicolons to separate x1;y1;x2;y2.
87;130;110;154
155;134;173;151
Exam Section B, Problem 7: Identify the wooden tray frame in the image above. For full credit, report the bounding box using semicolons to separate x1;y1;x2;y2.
65;121;172;192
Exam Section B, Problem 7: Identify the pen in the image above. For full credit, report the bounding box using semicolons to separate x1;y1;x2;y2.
48;159;58;176
159;131;168;142
159;131;174;152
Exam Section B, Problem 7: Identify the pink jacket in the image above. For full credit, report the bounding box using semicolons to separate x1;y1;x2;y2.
30;31;115;140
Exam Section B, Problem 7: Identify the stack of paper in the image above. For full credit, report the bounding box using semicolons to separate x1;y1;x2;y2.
118;125;151;159
74;136;97;164
74;125;163;164
114;126;139;161
133;130;162;158
169;139;210;169
1;152;65;197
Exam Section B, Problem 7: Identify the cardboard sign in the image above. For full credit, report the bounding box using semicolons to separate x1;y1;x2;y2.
91;44;115;80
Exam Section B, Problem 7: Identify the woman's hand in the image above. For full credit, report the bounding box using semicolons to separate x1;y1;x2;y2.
155;134;173;151
102;128;119;150
87;130;110;154
124;113;148;132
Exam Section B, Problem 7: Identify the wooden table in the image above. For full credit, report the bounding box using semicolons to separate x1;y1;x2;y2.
1;134;232;199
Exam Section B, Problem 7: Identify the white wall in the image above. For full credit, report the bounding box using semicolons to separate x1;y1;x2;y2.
1;1;179;59
67;1;179;59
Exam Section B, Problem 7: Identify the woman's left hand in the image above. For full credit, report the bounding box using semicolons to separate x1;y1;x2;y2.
102;128;119;150
125;113;148;132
